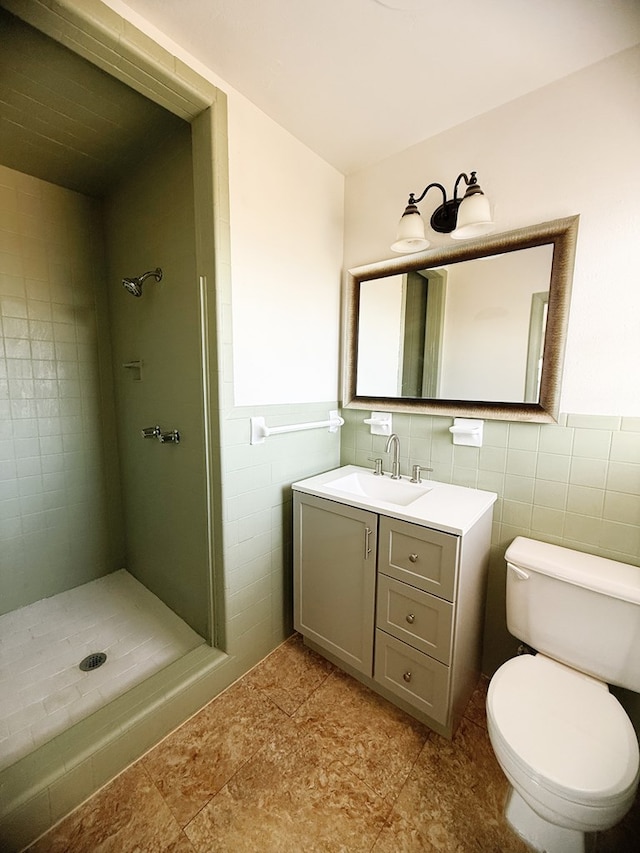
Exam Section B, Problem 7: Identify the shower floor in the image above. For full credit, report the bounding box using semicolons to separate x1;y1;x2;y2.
0;570;205;771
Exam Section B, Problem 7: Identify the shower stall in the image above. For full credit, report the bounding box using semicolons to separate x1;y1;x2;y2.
0;7;219;776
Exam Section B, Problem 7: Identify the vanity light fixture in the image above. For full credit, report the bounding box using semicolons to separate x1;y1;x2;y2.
391;170;495;253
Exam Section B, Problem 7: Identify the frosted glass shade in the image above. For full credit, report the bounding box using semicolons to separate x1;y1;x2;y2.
391;209;430;253
451;192;494;240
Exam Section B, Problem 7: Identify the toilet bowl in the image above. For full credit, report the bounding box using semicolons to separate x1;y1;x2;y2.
487;538;640;853
487;654;638;851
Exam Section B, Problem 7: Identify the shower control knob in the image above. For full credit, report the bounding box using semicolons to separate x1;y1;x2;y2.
159;429;180;444
141;425;161;438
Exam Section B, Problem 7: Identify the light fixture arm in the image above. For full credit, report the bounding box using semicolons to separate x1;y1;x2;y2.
403;173;479;236
407;172;479;210
407;181;448;208
453;171;481;201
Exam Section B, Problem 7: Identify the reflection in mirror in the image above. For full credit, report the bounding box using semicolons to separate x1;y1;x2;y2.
344;217;579;422
357;245;554;403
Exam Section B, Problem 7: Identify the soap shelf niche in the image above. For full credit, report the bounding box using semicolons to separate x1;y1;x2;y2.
122;360;142;381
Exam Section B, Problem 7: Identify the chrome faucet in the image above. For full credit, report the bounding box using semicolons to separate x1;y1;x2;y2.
385;433;401;479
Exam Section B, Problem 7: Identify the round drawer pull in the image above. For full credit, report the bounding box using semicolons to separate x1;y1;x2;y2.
406;613;415;624
403;671;412;683
409;553;418;563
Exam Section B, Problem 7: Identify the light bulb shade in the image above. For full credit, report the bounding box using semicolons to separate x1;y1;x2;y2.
451;191;494;240
391;206;430;253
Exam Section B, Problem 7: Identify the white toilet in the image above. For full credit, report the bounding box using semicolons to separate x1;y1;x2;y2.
487;536;640;853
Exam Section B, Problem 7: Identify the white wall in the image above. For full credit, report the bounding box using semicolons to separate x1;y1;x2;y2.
344;45;640;417
228;96;344;405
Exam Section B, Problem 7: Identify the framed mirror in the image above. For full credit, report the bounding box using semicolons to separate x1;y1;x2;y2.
343;216;579;422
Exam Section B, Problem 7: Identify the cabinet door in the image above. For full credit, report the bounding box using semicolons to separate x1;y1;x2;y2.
379;516;458;601
293;493;377;676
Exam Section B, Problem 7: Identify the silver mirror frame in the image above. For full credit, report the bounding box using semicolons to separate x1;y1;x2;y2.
343;215;579;423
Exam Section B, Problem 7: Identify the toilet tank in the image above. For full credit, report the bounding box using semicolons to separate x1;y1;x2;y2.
505;537;640;692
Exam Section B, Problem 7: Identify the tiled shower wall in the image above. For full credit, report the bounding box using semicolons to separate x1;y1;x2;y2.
340;410;640;671
0;165;122;614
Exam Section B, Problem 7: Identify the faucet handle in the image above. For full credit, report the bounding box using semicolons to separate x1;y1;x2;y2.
367;456;384;476
141;425;161;439
410;463;433;484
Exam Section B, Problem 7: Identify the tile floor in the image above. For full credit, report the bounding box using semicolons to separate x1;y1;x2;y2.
27;634;640;852
0;570;204;770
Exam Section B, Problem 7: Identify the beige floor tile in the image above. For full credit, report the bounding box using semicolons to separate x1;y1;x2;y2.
26;637;640;853
27;762;194;853
291;668;429;801
242;632;334;715
184;716;390;853
142;679;288;827
373;717;530;853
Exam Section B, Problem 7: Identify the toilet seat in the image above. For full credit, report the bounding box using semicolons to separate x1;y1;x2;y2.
487;654;639;809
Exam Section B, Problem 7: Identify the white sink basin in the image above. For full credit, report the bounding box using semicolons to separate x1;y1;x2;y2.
293;466;497;535
324;471;431;506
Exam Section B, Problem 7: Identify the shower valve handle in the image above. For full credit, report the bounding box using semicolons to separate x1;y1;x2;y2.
141;425;180;444
141;425;161;439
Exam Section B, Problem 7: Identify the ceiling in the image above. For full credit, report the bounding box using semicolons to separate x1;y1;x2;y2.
0;8;185;197
118;0;640;175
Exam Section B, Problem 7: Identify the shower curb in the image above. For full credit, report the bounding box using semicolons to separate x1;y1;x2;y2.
0;646;240;852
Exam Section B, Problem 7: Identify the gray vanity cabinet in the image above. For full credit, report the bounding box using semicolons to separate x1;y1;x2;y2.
293;473;493;738
293;493;377;676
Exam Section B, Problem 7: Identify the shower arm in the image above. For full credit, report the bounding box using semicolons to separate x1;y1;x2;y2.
137;268;163;285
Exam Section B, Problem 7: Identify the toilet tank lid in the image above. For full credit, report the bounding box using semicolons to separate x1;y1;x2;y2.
506;537;640;605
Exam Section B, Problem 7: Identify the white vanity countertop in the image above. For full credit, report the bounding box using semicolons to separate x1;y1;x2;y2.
292;465;497;536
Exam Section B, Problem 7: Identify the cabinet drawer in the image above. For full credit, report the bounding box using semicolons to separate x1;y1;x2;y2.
379;516;458;601
374;630;449;725
376;574;453;665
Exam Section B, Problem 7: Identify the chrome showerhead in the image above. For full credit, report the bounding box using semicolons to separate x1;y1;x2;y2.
122;268;162;297
122;277;143;297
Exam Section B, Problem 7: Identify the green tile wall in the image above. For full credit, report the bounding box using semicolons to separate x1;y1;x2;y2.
103;124;211;641
219;402;342;663
0;164;124;613
340;410;640;674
